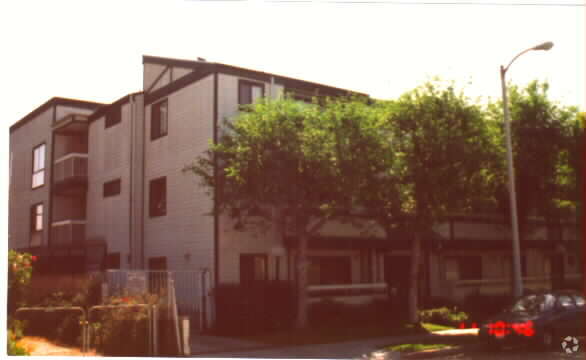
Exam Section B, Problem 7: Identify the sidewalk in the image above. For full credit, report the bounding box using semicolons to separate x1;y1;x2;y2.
190;329;479;358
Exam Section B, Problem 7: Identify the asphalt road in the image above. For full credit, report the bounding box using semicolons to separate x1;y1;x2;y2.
431;347;583;360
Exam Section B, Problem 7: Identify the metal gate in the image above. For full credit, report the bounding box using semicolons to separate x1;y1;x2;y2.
103;269;213;331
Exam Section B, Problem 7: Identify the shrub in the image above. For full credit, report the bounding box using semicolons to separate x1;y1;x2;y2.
418;307;469;327
8;250;36;314
7;319;29;356
214;281;297;335
461;293;514;321
91;293;163;357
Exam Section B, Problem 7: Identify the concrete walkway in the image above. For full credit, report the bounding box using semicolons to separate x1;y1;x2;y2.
189;329;479;358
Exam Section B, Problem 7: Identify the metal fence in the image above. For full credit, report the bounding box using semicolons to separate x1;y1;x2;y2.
103;270;213;331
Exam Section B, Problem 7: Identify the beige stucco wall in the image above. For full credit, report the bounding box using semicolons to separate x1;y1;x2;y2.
143;75;215;273
144;63;167;92
9;108;54;249
86;103;133;268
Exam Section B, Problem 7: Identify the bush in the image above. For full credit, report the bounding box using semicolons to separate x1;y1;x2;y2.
461;293;514;321
418;307;469;327
7;319;29;356
91;293;160;357
214;281;297;335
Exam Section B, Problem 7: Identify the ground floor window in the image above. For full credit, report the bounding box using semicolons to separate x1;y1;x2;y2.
240;253;268;284
308;256;352;285
445;256;482;281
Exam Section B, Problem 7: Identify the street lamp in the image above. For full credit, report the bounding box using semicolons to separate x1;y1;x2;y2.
500;41;553;298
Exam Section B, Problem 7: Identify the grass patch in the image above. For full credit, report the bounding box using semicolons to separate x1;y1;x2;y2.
385;343;452;353
422;322;455;332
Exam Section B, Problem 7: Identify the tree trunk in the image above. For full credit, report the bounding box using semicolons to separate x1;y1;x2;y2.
408;233;422;324
295;229;309;329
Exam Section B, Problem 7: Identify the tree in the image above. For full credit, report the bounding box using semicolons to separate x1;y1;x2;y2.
485;81;583;291
366;81;495;323
186;96;370;329
487;82;582;290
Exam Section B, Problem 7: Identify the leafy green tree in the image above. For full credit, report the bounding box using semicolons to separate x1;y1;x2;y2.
488;81;581;266
368;81;495;323
187;96;369;329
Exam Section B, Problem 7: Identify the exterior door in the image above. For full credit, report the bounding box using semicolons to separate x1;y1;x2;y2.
384;256;411;313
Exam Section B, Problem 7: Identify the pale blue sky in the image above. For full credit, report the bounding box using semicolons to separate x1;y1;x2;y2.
1;0;584;227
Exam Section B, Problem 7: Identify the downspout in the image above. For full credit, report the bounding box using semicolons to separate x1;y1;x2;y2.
48;106;57;251
141;96;146;269
213;71;219;287
129;95;134;269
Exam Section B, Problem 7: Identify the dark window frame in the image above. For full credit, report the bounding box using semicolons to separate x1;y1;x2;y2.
240;253;268;284
151;99;168;140
103;178;122;198
31;143;46;189
105;104;122;128
149;177;167;217
103;252;121;270
30;202;44;247
308;256;352;285
238;80;265;106
458;256;483;281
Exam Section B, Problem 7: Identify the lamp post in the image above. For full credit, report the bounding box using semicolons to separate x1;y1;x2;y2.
500;41;553;298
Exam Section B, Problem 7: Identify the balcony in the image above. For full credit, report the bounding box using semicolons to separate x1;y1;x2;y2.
50;220;86;248
53;153;88;195
53;114;89;134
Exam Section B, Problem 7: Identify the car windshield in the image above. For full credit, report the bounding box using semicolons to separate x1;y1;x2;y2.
510;294;555;315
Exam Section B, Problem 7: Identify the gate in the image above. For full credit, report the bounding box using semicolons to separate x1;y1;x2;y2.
103;269;213;332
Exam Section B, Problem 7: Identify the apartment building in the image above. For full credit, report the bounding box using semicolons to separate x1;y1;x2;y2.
9;55;582;316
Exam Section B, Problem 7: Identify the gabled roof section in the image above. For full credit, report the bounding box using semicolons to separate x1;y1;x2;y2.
10;97;103;133
88;91;143;122
143;55;368;105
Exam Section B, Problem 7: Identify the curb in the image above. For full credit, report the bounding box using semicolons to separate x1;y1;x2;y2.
402;343;483;359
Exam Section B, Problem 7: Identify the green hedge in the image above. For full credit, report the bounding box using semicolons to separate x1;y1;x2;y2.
418;307;469;327
214;281;297;335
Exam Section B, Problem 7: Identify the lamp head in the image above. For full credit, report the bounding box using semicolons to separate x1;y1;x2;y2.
533;41;554;51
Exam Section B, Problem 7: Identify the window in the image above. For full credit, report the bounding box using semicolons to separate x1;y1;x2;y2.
103;253;121;270
30;203;43;247
459;256;482;280
103;179;121;198
240;254;267;284
32;143;46;188
149;177;166;217
445;256;482;281
105;104;121;128
238;80;264;106
151;100;168;140
308;256;352;285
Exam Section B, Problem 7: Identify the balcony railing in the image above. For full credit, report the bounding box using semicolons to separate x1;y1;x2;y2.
50;220;86;247
53;153;88;192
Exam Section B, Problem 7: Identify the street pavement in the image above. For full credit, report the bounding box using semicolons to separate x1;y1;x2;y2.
189;329;478;358
190;330;584;359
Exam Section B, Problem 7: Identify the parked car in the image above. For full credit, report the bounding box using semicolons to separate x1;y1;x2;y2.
478;290;585;350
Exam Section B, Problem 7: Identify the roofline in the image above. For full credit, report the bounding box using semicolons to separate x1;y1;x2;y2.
143;55;368;105
10;97;104;133
88;91;144;122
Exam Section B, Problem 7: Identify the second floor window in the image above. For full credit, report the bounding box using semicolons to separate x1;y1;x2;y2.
238;80;264;106
151;100;168;140
149;177;166;217
105;104;121;128
32;143;46;188
103;178;121;198
30;203;43;246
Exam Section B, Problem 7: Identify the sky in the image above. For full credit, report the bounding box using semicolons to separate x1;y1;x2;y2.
0;0;584;231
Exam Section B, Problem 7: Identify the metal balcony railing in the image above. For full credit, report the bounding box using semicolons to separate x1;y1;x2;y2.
50;220;86;247
53;153;88;186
